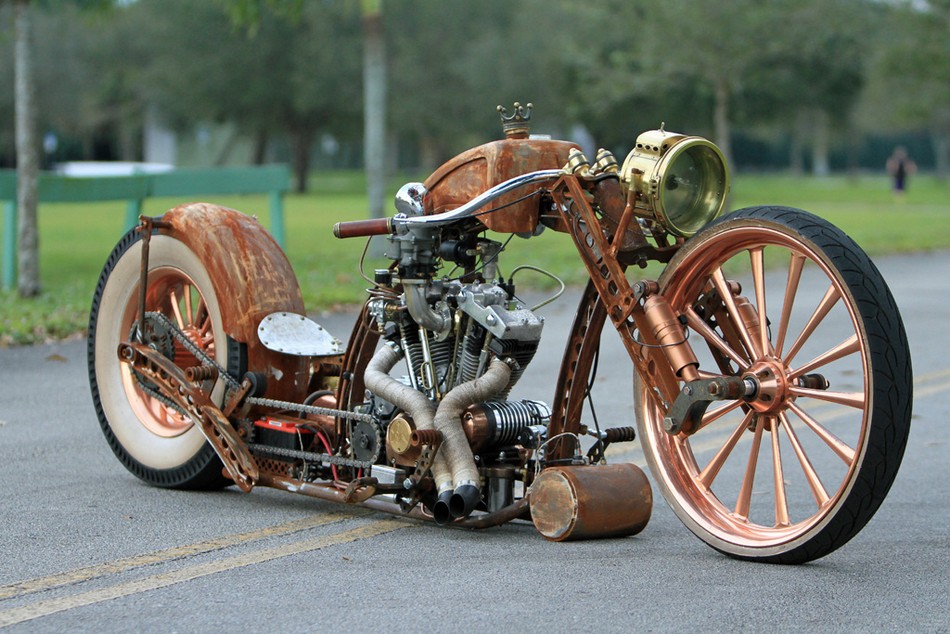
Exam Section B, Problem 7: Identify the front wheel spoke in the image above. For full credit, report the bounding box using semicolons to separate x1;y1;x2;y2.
697;411;755;489
711;268;761;360
771;417;790;527
790;334;861;379
774;252;806;358
783;283;840;365
749;247;770;357
789;385;865;410
698;399;743;432
735;416;765;520
685;307;750;371
779;412;830;507
788;401;857;464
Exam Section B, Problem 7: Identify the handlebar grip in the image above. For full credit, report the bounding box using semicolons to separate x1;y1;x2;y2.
332;217;395;239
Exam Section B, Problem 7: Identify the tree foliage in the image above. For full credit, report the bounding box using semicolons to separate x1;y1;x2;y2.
2;0;949;183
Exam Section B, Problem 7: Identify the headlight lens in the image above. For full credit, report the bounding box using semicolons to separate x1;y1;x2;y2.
620;130;730;237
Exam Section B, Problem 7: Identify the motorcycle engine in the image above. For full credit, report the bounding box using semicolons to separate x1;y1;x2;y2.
368;277;544;400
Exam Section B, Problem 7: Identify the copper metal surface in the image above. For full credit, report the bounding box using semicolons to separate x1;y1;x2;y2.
547;281;606;461
641;294;699;382
552;174;682;406
332;217;394;239
337;304;380;416
638;222;872;550
121;264;220;439
529;464;652;541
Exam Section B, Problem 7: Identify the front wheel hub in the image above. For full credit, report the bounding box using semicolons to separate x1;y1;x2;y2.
742;358;791;414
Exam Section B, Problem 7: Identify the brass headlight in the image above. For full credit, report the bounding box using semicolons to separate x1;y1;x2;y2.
619;128;730;237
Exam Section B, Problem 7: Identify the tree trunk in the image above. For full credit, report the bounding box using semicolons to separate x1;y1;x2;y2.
419;135;442;173
811;109;830;177
291;127;314;194
14;0;40;298
713;76;733;170
362;0;386;219
788;110;808;176
932;127;950;180
251;129;269;165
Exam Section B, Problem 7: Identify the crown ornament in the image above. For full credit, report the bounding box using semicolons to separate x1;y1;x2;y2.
497;101;532;139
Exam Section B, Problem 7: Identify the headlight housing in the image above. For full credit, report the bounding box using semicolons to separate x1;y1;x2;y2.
619;128;730;237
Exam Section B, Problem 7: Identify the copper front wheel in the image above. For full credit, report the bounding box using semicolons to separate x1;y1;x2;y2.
636;207;911;563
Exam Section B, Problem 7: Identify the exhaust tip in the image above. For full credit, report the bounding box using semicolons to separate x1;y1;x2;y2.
449;484;481;519
433;490;453;525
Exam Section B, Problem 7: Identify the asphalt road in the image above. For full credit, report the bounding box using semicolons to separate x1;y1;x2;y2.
0;250;948;632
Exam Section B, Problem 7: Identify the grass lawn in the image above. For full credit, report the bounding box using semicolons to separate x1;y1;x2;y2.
1;171;948;346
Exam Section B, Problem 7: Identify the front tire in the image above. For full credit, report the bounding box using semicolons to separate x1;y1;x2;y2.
88;227;243;489
636;206;912;563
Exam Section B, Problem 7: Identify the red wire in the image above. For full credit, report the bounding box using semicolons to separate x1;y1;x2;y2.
315;430;339;482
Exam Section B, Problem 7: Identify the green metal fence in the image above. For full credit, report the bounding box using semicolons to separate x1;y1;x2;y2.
0;165;290;291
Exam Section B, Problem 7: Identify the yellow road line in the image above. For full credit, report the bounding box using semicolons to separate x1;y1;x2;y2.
0;518;408;628
0;510;363;601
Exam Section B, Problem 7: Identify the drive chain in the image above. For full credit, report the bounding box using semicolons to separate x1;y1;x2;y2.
244;396;376;423
248;443;373;469
144;311;241;390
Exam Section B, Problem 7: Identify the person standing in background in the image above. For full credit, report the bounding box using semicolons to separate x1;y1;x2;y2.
887;146;917;200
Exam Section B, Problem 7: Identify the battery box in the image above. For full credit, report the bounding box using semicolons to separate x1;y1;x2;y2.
253;416;315;454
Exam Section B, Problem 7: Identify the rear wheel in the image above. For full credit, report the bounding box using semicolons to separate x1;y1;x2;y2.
636;206;912;563
88;227;243;489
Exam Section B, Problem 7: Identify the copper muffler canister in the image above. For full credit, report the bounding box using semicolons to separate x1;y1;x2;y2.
529;463;652;541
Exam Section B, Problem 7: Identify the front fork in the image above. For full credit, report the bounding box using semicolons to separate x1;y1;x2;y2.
549;174;746;445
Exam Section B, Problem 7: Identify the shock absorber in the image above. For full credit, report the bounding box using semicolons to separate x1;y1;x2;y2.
641;294;700;382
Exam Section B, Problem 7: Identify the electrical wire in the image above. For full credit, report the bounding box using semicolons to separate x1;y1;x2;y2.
315;430;339;482
509;265;565;311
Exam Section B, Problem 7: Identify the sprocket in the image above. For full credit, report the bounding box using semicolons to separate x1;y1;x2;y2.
350;420;383;463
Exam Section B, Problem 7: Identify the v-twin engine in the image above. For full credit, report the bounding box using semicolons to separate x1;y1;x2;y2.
369;278;544;399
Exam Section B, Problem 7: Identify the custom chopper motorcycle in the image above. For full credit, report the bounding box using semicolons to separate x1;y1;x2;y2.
88;104;912;563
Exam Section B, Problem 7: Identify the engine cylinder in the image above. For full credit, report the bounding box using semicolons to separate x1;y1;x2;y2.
461;400;551;453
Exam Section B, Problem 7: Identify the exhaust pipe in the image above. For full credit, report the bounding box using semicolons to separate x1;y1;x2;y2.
433;489;454;525
432;358;513;520
366;345;515;522
449;482;481;519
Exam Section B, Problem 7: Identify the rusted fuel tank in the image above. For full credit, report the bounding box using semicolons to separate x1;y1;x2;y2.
423;102;577;234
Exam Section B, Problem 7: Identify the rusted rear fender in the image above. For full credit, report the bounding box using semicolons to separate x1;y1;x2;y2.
161;203;308;402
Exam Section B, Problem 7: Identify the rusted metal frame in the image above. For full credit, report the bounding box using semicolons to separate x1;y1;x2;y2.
551;175;681;406
401;430;443;512
258;474;530;529
547;280;606;462
134;215;171;341
336;302;381;442
118;342;259;492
